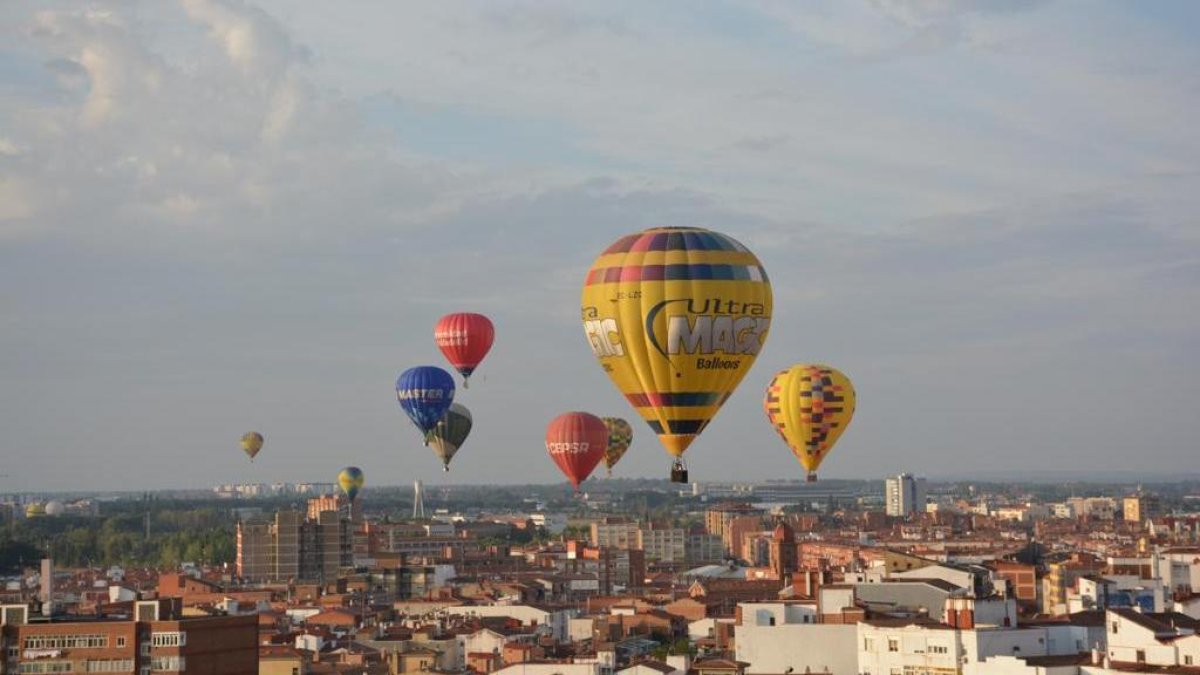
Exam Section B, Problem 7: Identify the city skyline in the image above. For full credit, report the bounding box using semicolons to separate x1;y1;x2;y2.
2;1;1199;491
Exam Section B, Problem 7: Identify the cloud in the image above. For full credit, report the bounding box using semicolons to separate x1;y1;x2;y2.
0;1;1197;489
181;0;306;78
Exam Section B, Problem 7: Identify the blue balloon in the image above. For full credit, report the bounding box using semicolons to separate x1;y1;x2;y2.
396;366;456;442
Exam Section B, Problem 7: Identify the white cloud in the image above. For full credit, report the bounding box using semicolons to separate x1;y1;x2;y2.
0;1;1197;488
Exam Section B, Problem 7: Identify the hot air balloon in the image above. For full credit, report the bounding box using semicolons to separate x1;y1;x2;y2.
435;313;495;387
396;366;456;444
764;364;856;482
546;412;608;490
601;417;633;477
337;466;365;501
241;431;264;462
581;227;772;482
429;403;473;471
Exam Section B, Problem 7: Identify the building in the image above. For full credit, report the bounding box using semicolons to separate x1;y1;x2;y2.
1043;553;1106;615
766;523;797;581
0;599;257;674
565;541;646;594
236;503;354;583
735;602;858;675
685;532;724;564
638;526;687;563
1124;493;1161;523
591;518;640;549
885;473;927;517
705;504;764;540
305;492;361;521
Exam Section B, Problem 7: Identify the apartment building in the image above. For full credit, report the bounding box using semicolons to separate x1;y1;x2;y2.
0;599;257;675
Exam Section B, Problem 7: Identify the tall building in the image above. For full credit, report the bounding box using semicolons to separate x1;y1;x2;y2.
306;493;360;521
1124;492;1161;523
685;531;724;564
590;518;639;549
768;522;797;582
885;473;927;517
236;502;354;584
0;599;257;674
637;525;687;562
704;503;765;557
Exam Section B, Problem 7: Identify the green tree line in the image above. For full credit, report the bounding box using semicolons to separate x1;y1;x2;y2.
1;508;234;573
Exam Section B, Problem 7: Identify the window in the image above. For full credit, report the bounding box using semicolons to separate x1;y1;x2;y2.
85;660;135;672
1186;656;1194;666
150;655;185;671
864;638;875;652
116;637;126;648
18;663;73;674
888;638;899;653
929;645;948;654
23;634;109;649
1112;621;1119;634
1137;650;1146;664
150;632;185;648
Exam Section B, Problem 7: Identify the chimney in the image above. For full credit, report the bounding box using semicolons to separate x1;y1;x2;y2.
960;609;975;630
40;558;53;616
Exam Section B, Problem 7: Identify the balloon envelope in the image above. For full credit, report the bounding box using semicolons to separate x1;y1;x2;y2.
601;417;633;476
546;412;608;490
337;466;365;501
435;313;495;386
241;431;263;461
429;403;473;470
581;227;772;477
764;364;856;481
396;367;456;441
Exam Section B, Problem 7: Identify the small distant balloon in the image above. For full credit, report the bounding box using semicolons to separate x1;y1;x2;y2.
396;366;456;445
601;417;633;477
545;412;608;491
241;431;263;462
428;403;473;471
337;467;365;501
435;313;495;388
764;364;856;482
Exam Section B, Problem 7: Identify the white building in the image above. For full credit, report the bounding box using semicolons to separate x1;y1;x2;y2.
858;616;1096;675
460;627;537;667
886;474;927;517
735;602;858;675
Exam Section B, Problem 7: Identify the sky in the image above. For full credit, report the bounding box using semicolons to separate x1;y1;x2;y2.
1;0;1198;492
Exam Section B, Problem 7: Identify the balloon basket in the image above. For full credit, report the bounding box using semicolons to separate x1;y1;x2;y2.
670;466;688;484
806;472;817;483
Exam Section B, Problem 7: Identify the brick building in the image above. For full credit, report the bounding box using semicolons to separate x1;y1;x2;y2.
0;599;257;674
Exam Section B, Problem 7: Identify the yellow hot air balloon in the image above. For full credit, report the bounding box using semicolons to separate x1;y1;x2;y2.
581;227;772;482
337;466;365;502
241;431;264;462
764;364;856;482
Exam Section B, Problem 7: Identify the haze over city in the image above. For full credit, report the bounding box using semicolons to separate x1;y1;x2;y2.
2;0;1199;492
